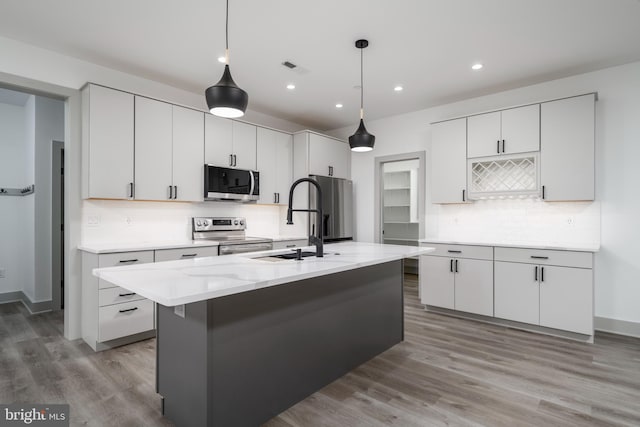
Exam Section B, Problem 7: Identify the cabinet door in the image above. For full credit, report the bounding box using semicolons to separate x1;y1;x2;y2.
419;256;454;309
274;131;293;204
467;111;501;158
431;118;467;203
541;94;595;201
454;258;494;316
308;134;349;179
501;104;540;154
204;114;233;167
539;266;593;335
256;127;278;204
172;106;204;202
232;121;257;170
87;85;134;199
154;246;218;262
134;96;173;200
494;261;539;325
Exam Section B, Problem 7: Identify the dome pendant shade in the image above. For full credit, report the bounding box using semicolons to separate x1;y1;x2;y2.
349;119;375;152
206;65;248;118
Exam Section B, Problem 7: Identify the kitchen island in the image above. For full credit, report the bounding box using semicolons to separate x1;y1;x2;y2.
94;242;433;427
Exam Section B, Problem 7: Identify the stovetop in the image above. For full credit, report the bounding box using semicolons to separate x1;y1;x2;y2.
191;217;272;245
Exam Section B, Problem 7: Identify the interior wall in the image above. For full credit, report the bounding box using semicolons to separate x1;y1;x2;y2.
330;60;640;324
0;101;31;295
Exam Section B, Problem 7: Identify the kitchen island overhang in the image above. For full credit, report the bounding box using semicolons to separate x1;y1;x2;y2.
93;242;434;427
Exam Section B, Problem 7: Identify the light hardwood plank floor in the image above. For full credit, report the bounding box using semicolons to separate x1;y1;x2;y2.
1;275;639;426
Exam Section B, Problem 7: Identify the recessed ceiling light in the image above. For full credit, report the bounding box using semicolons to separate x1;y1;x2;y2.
335;103;343;109
472;63;483;70
286;84;296;90
394;85;403;92
217;56;226;63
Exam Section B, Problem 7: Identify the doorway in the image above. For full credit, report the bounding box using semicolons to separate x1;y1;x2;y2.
52;141;64;310
374;152;426;274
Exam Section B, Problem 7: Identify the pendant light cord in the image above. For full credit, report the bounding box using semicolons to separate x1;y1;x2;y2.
360;47;364;119
225;0;230;63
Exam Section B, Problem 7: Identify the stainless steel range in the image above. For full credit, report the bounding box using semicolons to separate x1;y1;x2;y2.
192;217;273;255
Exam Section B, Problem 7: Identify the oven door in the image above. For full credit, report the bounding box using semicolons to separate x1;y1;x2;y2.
219;242;273;256
204;165;260;202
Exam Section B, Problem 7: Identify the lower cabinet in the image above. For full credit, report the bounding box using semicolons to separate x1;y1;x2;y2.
154;246;219;262
419;244;494;317
272;239;309;250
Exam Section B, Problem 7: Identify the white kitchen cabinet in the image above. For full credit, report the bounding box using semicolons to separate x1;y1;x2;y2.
134;96;173;201
468;104;539;158
204;115;257;170
154;246;218;262
431;118;468;203
172;106;205;202
257;127;293;205
308;133;349;179
494;261;540;325
82;84;135;199
494;247;594;335
419;243;494;316
135;99;204;202
540;94;595;201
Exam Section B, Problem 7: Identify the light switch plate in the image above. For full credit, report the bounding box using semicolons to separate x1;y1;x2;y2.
174;304;185;318
0;268;5;279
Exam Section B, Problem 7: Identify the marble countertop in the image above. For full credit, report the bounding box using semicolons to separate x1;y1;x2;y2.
418;238;600;252
93;242;434;306
78;240;221;254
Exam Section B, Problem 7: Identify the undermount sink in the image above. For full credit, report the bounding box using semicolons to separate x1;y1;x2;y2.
253;251;338;262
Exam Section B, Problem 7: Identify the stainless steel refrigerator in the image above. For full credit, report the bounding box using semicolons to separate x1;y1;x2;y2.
309;175;353;242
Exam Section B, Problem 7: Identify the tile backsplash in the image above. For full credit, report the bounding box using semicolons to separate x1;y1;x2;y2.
81;200;306;244
432;199;600;247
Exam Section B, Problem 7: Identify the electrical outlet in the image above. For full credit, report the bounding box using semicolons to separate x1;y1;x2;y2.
125;216;133;226
174;305;185;318
567;217;575;225
0;268;6;279
87;215;100;227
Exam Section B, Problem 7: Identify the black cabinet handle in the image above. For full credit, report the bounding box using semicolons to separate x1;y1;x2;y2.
274;193;277;203
118;292;136;297
119;259;139;263
541;267;545;282
168;185;173;199
119;307;138;313
447;250;462;253
286;244;296;248
530;256;549;260
174;186;178;199
497;140;500;153
128;182;134;199
234;155;237;167
502;139;505;153
181;254;197;258
277;193;280;203
462;189;466;202
455;259;459;273
229;154;233;167
542;185;546;200
534;266;538;281
450;259;453;273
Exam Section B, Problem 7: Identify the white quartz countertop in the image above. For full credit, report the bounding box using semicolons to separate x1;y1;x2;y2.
418;238;599;252
93;242;434;306
78;240;221;254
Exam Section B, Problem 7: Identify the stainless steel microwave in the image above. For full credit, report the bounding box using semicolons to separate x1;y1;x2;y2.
204;165;260;202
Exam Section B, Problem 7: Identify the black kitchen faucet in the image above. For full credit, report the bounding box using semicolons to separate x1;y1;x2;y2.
286;178;323;258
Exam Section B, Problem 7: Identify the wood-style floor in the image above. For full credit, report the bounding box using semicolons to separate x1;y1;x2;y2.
1;275;639;426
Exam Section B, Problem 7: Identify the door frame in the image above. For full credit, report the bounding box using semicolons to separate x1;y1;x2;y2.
373;151;426;244
0;71;82;340
52;140;64;310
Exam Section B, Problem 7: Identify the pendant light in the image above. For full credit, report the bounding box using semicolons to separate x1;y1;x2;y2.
349;39;375;152
205;0;248;118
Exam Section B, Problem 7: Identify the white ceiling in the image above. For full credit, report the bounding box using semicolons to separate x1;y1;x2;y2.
1;0;640;130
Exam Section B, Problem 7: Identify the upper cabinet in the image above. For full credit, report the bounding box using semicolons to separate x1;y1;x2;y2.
83;84;135;199
134;97;204;202
467;104;540;158
430;118;468;203
205;115;257;170
256;128;293;205
540;94;595;201
307;133;349;179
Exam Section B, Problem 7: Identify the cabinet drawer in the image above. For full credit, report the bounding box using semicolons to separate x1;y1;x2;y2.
98;299;154;342
98;251;154;289
99;286;145;307
154;246;218;262
272;239;308;250
494;247;592;268
420;243;493;260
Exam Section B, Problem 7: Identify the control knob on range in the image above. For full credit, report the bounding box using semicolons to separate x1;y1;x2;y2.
234;220;239;225
196;221;202;227
239;220;244;226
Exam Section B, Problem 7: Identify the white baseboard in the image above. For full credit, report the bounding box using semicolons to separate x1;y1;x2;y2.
0;291;52;314
595;316;640;339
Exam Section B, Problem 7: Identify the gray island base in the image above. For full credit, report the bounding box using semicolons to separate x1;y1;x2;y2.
157;259;404;426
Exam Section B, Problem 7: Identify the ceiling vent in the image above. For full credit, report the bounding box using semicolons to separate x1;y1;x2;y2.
282;61;297;69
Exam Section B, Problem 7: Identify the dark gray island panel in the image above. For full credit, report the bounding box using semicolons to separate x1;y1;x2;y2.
157;259;404;427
